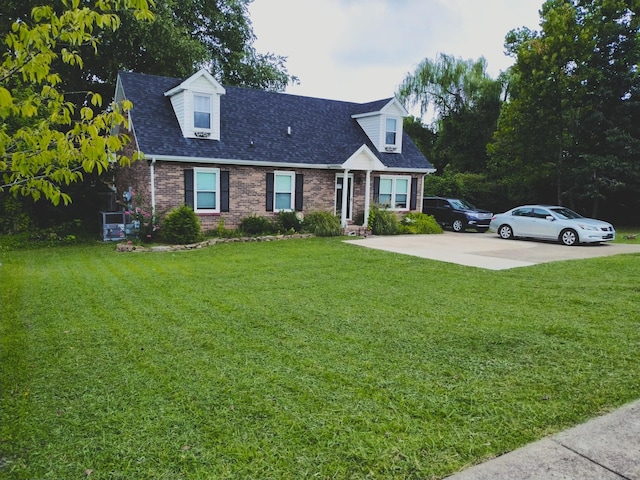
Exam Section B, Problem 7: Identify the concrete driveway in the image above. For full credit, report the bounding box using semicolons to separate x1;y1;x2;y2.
345;231;640;270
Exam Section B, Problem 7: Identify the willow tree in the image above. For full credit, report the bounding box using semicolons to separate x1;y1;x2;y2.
397;53;503;175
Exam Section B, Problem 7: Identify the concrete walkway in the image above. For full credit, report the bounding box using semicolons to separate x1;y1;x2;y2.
345;231;640;270
445;400;640;479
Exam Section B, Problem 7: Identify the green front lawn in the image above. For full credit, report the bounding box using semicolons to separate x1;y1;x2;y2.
1;238;639;479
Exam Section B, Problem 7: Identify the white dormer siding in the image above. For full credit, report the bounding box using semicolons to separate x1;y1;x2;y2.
164;69;225;141
352;98;407;154
168;92;185;131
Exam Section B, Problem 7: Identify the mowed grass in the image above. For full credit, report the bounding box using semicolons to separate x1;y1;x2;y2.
1;237;639;479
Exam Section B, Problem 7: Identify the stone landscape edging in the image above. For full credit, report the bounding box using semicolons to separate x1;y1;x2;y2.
115;233;315;252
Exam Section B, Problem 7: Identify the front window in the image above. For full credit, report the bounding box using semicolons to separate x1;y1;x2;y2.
194;94;211;129
274;171;295;211
378;176;410;210
394;178;408;208
194;167;219;212
379;178;393;206
385;118;397;145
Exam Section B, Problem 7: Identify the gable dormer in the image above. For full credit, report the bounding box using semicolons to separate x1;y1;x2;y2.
164;69;226;141
351;98;408;154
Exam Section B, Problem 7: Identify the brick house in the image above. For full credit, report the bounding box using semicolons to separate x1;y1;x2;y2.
114;69;435;231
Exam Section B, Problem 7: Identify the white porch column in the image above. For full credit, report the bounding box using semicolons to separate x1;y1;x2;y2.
341;169;349;228
364;170;371;227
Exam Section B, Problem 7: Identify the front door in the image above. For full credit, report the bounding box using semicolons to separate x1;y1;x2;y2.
335;175;353;221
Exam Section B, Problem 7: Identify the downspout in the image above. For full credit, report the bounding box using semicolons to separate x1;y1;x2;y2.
420;174;427;213
364;170;371;227
341;169;349;228
149;157;156;214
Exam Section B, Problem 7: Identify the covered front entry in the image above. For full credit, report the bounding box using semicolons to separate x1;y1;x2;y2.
337;145;387;228
335;174;353;221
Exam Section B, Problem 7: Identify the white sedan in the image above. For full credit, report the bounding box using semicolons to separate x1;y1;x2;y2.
489;205;616;246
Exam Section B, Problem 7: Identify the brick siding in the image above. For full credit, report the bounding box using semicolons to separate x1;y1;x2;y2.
116;160;423;231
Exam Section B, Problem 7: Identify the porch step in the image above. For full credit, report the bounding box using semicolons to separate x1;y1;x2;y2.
343;224;371;237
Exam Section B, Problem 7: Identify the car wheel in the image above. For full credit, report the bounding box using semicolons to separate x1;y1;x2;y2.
452;218;465;232
560;229;578;246
498;224;514;239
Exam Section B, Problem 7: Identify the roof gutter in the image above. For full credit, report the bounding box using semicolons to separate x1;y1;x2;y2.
141;154;433;174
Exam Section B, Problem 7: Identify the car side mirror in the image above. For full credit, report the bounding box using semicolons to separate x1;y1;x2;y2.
546;215;555;221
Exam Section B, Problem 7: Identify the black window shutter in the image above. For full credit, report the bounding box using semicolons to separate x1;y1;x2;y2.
410;177;418;210
266;173;274;211
184;169;194;208
220;171;230;212
295;174;304;211
373;176;380;204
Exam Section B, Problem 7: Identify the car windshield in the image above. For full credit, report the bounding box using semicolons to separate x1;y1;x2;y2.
450;199;476;210
549;207;583;219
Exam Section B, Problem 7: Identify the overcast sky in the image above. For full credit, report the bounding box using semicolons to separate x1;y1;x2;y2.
248;0;545;103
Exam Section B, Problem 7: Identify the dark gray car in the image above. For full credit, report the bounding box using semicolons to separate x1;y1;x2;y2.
422;197;493;232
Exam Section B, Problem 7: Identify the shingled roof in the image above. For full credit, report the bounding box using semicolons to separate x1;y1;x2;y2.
117;71;433;171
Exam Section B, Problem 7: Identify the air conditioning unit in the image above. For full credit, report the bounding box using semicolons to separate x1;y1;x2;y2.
100;211;126;241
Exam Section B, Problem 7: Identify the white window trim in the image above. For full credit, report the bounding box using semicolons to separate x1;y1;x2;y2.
194;167;220;213
274;170;295;212
379;175;411;211
193;92;213;132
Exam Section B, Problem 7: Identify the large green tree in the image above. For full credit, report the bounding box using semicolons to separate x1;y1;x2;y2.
1;0;153;205
1;0;296;218
1;0;297;101
489;0;640;216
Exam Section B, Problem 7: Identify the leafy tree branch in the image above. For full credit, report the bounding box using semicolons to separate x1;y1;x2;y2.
1;0;153;205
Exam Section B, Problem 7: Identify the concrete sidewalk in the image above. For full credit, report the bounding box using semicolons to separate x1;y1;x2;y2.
345;232;640;270
444;400;640;479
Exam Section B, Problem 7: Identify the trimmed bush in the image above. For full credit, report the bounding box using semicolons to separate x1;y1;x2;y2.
399;212;444;234
367;205;399;235
277;211;303;233
239;215;276;235
161;205;203;244
302;211;342;237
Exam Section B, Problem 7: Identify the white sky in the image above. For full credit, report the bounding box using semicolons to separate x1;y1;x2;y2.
248;0;545;103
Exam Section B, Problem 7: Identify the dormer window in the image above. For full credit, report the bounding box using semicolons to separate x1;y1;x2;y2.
351;99;407;154
194;94;212;130
385;118;397;145
164;69;225;140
